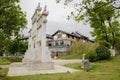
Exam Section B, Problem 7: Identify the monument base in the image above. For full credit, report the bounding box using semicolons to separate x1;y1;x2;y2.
26;62;54;70
7;62;79;76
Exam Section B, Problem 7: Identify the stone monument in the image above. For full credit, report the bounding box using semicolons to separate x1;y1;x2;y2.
22;3;54;70
110;46;116;56
7;3;79;76
81;54;92;70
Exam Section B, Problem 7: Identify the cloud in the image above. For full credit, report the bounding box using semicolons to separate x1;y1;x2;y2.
20;0;93;38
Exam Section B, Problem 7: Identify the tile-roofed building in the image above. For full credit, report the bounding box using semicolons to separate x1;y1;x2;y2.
20;29;94;58
47;30;94;58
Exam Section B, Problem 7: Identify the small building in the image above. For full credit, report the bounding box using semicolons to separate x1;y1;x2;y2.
47;30;94;58
21;30;94;58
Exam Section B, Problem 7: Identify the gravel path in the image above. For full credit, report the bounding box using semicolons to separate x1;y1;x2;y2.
53;59;82;65
0;59;82;68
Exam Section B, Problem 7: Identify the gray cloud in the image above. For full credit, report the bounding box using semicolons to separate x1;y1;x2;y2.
20;0;93;39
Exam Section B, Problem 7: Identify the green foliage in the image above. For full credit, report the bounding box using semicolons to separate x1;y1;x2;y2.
0;0;27;36
61;0;120;50
96;45;111;60
8;39;28;54
0;68;8;77
0;38;11;56
86;51;98;62
0;0;27;55
5;57;22;62
85;1;120;49
69;41;98;58
0;57;11;65
58;53;80;59
114;36;120;55
0;57;22;65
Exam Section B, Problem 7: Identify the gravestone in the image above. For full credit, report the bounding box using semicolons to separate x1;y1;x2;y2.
110;46;116;56
81;54;91;70
81;60;91;70
22;3;54;70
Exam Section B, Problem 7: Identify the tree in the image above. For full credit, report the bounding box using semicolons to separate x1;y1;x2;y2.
0;0;27;55
8;39;28;54
84;1;120;49
57;0;120;50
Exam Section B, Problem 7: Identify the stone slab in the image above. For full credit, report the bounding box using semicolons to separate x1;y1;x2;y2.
7;62;79;76
26;62;54;70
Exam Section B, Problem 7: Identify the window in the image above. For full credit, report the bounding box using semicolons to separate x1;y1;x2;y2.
55;42;58;46
58;34;62;38
33;42;35;48
72;36;74;39
60;41;64;45
68;35;69;38
67;44;70;46
39;41;41;46
48;43;52;46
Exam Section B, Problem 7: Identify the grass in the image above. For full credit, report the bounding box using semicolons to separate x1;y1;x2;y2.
58;53;81;59
0;57;22;65
0;56;120;80
0;68;8;80
64;56;120;80
0;57;11;65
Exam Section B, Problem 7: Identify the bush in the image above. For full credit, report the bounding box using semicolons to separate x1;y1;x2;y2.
86;51;98;62
95;45;111;60
5;57;22;62
59;53;81;59
69;41;98;58
0;57;22;65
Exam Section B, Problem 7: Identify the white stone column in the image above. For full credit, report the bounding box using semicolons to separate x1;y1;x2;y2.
22;4;54;69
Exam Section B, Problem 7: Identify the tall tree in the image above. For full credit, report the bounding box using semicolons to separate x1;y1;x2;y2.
57;0;120;50
0;0;27;55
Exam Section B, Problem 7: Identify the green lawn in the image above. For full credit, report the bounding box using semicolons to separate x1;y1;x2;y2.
0;57;22;65
58;53;82;59
0;57;11;65
0;56;120;80
0;68;8;80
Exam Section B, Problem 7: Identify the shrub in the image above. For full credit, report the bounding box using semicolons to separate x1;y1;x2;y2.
95;45;111;60
0;57;22;65
0;57;11;65
86;51;98;62
5;57;22;62
69;41;99;58
59;53;81;59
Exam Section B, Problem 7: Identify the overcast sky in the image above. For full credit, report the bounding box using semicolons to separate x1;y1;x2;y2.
20;0;93;38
